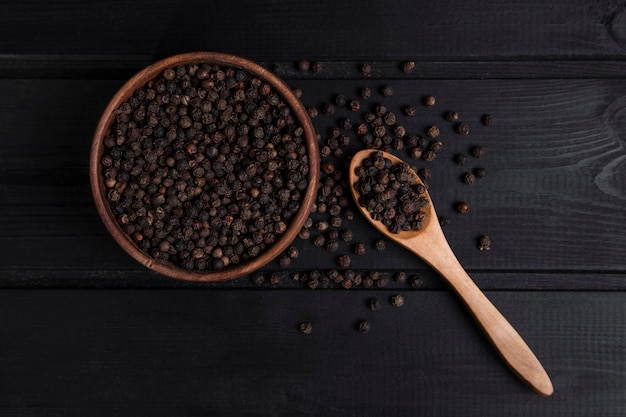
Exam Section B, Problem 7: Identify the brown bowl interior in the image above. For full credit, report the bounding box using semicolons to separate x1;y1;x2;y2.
90;52;320;282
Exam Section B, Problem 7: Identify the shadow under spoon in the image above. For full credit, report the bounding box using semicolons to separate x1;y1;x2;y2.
348;149;553;397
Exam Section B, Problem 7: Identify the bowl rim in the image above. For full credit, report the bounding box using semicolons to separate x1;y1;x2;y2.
90;51;320;282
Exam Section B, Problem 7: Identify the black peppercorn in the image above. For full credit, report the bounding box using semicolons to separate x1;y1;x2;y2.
454;153;468;166
423;95;436;107
390;294;405;307
404;105;416;117
401;60;415;73
311;61;323;73
374;239;386;251
299;322;313;334
471;145;485;159
357;321;371;334
368;298;382;311
455;201;469;214
445;111;459;122
474;167;487;178
380;85;394;97
359;87;372;99
478;235;492;251
326;239;339;252
463;172;476;185
456;122;470;135
337;254;351;268
482;114;495;126
354;242;366;255
296;59;310;71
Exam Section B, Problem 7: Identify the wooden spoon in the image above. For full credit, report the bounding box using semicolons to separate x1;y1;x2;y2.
349;149;553;397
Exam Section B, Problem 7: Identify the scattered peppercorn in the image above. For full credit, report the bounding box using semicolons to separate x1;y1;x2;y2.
354;242;366;255
456;122;470;135
279;255;291;268
368;298;382;310
439;216;451;227
410;276;424;288
299;322;313;334
471;145;485;159
395;271;407;283
374;239;386;251
426;126;440;138
404;105;416;117
445;111;459;121
455;201;469;214
423;95;436;106
360;63;372;77
390;294;405;307
297;60;310;71
474;167;487;178
270;273;281;285
454;153;468;166
357;320;371;334
359;87;372;99
380;85;394;97
349;100;361;112
478;235;492;251
337;254;351;268
482;114;495;126
287;246;299;258
341;229;353;242
401;60;415;73
326;239;339;252
463;172;476;185
311;61;323;73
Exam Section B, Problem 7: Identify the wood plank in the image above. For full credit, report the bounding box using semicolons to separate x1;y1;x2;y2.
2;1;626;60
0;290;624;416
0;77;625;288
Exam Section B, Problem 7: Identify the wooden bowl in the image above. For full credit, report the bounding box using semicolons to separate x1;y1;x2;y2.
90;52;320;282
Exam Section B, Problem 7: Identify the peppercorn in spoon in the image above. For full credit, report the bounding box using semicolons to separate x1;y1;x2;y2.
349;149;553;397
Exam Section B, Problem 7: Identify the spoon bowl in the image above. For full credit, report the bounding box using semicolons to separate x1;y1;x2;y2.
349;149;553;397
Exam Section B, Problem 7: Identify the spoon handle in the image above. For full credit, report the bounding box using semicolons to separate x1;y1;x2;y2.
412;232;554;396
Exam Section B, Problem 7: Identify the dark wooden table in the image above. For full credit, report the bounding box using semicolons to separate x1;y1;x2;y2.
2;1;626;415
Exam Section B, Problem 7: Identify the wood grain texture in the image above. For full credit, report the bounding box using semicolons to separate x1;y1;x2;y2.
2;0;626;60
0;290;624;416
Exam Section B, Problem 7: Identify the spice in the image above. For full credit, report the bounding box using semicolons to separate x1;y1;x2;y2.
471;145;485;159
359;87;372;99
404;105;416;117
478;235;492;251
482;114;495;126
410;276;424;288
360;63;372;77
299;322;313;334
390;294;405;307
368;298;382;310
394;271;407;283
354;242;366;255
463;172;476;185
357;321;371;334
373;239;387;251
454;153;468;166
380;85;394;97
401;60;415;73
426;126;440;138
337;254;351;268
349;100;361;112
455;201;469;214
311;61;323;73
474;167;487;178
296;59;310;71
423;95;436;106
445;111;459;122
287;246;299;258
456;122;470;135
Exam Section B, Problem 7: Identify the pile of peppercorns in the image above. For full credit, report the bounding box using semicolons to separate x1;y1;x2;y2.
354;151;430;234
101;63;310;271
